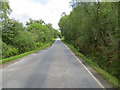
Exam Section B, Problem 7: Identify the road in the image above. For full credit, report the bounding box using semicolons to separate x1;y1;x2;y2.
2;38;104;88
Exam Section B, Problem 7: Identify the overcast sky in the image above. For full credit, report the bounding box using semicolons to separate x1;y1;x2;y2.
9;0;72;29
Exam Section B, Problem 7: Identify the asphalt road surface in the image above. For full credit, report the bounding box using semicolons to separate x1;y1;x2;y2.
2;38;104;88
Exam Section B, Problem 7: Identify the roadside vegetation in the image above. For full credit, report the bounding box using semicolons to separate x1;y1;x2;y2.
0;0;59;63
59;1;120;88
64;41;119;88
1;41;54;64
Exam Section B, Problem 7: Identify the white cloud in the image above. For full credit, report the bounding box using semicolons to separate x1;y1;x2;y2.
9;0;72;29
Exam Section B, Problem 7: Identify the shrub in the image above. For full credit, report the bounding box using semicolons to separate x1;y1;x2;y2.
13;31;36;53
2;42;18;58
35;43;43;47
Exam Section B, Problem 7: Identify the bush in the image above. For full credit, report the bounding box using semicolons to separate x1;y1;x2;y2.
13;31;36;53
0;38;2;55
35;43;43;47
2;42;18;58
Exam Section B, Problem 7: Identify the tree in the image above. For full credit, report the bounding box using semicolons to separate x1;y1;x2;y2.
59;1;119;80
0;0;12;20
13;31;36;53
2;19;25;45
26;18;45;26
1;0;58;60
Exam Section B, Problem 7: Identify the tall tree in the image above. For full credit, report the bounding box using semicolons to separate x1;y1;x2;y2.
59;1;119;80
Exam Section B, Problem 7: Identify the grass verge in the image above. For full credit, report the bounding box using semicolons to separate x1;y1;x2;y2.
1;41;54;64
63;41;119;88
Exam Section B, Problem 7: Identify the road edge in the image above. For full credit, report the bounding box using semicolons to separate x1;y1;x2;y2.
62;41;114;89
0;42;54;70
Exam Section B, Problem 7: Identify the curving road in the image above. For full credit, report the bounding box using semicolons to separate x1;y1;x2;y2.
2;38;104;88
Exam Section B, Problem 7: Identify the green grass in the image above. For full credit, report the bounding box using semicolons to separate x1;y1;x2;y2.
1;41;54;64
63;41;120;88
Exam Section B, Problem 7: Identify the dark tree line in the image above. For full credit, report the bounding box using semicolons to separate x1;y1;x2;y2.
59;2;120;80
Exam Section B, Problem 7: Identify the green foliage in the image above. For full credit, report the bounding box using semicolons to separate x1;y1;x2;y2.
1;41;54;64
2;42;18;58
35;43;43;47
13;31;36;53
57;32;62;38
26;18;45;26
2;18;58;59
65;41;119;88
1;1;58;59
59;2;120;81
2;19;25;45
27;22;46;32
0;0;12;20
27;22;58;43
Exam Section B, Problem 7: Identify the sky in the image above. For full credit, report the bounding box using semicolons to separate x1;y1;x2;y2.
9;0;72;29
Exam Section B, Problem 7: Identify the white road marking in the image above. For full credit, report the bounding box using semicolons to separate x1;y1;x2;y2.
1;40;57;71
1;39;105;88
63;43;105;88
1;58;25;71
